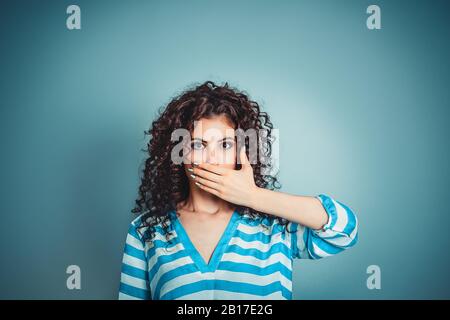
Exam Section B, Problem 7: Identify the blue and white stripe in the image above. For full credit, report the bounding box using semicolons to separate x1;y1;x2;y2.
118;194;358;300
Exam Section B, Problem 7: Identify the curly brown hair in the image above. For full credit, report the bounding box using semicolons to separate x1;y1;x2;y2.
132;80;286;243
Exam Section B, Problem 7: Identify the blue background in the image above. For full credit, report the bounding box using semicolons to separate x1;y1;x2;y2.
0;0;449;299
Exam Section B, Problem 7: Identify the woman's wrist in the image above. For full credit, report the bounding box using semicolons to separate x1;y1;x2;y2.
248;186;266;212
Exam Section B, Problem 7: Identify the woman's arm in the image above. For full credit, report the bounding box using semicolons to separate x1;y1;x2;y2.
249;188;328;230
191;147;337;230
118;217;152;300
190;147;358;259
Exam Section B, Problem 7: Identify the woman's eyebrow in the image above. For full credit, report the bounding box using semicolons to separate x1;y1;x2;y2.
220;137;235;142
191;137;234;142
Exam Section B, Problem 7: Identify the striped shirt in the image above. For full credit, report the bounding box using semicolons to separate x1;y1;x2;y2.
118;194;358;300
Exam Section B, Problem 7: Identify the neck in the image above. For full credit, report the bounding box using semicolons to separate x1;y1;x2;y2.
179;181;234;215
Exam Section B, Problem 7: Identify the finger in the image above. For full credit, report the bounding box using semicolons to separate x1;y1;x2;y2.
192;167;222;183
192;175;221;190
195;182;221;197
196;163;228;175
239;145;250;167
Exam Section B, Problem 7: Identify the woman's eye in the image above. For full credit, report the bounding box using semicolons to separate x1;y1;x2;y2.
191;142;204;150
222;141;233;149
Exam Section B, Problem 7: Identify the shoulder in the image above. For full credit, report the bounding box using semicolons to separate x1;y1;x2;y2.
127;212;175;242
238;212;288;234
123;214;147;247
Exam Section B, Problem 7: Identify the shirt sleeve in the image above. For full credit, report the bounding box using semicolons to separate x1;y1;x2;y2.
118;219;152;300
289;194;358;260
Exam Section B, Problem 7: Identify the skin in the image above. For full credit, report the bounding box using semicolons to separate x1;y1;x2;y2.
176;115;328;265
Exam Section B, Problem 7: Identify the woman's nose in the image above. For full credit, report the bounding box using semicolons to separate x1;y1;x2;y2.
205;146;219;164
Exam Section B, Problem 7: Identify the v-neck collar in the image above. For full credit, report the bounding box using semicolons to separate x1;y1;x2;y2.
169;209;240;273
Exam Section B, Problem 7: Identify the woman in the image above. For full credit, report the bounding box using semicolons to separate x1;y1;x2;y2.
118;81;358;300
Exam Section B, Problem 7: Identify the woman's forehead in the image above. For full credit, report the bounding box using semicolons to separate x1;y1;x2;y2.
192;117;235;140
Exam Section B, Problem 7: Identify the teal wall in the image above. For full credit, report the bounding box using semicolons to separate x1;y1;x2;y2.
0;0;449;299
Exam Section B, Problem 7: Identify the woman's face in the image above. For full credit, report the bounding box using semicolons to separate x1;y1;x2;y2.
184;115;237;170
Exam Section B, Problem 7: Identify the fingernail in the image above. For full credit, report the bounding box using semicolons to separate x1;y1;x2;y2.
193;162;199;167
187;168;194;172
195;182;200;187
190;174;196;179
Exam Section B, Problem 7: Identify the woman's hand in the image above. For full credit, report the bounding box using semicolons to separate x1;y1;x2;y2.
189;146;330;230
188;147;258;208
